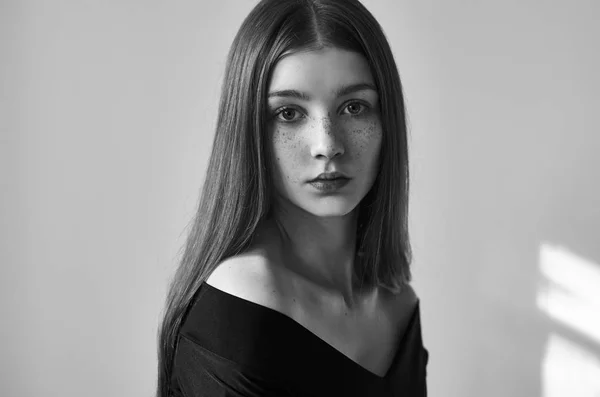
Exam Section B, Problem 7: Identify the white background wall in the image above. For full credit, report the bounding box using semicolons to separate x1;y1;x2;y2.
2;1;599;396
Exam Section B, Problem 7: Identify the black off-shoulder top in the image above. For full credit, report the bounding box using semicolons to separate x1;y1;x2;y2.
170;282;428;396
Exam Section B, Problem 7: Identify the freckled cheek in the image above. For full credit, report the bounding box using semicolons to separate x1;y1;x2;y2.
348;121;383;165
270;128;305;183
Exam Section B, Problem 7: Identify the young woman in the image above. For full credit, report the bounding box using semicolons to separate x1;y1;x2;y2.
157;0;428;395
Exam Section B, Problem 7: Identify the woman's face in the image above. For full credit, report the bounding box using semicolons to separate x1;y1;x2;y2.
266;47;382;218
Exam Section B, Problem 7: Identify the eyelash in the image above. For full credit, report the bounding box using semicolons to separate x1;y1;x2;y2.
272;101;369;124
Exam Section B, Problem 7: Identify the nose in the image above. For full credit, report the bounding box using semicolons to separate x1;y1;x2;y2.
309;116;345;160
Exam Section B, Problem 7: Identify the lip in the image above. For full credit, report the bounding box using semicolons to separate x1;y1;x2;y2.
308;171;350;182
309;178;350;192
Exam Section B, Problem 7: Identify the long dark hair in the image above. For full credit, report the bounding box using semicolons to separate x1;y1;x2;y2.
156;0;412;395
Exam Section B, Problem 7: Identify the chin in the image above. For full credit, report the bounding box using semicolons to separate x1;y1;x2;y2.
298;195;360;218
274;183;366;218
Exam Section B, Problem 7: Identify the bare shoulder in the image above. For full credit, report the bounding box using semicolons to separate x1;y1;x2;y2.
204;249;292;313
400;283;419;305
382;282;419;323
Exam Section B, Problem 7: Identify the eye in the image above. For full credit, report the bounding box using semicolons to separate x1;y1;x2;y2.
273;107;304;123
343;102;368;116
272;102;369;123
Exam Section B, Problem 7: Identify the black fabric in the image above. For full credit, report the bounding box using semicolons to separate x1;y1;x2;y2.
170;282;428;397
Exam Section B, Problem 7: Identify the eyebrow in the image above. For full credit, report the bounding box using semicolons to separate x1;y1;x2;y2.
267;82;377;101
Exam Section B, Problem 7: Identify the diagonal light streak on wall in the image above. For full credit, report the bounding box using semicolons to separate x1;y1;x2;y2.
537;242;600;345
542;333;600;397
538;242;600;397
539;243;600;308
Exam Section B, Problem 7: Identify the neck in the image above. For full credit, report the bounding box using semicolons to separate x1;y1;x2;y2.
261;197;368;307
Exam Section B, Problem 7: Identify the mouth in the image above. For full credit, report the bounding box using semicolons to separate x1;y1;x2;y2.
308;171;350;182
307;176;351;191
310;177;349;182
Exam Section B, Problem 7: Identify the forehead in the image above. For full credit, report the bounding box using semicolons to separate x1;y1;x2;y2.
267;48;375;98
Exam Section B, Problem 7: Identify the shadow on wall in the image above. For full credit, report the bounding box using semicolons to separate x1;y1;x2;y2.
537;243;600;396
426;83;600;396
464;229;600;397
396;1;600;395
467;214;600;397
